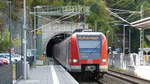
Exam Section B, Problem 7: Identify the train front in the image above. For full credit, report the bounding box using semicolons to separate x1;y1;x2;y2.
69;32;108;72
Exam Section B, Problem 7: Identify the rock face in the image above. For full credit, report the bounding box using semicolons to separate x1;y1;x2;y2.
0;0;33;54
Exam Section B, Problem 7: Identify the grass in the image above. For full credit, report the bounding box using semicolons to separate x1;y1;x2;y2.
109;65;138;76
109;65;126;72
12;63;16;80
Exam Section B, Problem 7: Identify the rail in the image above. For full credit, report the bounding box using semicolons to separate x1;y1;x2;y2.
16;61;23;80
106;69;150;84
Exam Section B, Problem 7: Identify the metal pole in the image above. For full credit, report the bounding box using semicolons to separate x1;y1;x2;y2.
129;28;131;55
8;1;12;64
128;28;131;66
123;25;126;56
23;0;27;80
95;21;97;32
8;1;13;82
123;25;126;68
34;7;36;49
140;28;143;48
33;7;37;65
140;5;144;48
140;5;144;19
143;29;144;48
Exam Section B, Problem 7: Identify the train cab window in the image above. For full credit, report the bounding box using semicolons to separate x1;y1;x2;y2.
77;35;102;59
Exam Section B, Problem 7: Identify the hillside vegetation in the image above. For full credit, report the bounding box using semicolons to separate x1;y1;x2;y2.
0;0;150;52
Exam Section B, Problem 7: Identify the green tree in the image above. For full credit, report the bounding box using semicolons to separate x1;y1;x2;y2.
0;1;6;9
106;0;150;51
0;29;10;52
85;0;115;46
12;35;21;48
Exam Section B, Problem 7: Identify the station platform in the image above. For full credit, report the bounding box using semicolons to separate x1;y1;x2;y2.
128;66;150;80
15;65;78;84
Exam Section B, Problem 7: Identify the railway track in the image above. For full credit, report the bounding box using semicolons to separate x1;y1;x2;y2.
105;69;150;84
70;72;103;84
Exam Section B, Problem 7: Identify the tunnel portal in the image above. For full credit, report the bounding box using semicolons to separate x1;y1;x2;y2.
46;33;71;57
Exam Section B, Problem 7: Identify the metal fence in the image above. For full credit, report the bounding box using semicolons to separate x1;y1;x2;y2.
15;57;34;80
0;64;12;84
16;61;23;80
109;53;131;69
109;52;150;69
27;56;34;66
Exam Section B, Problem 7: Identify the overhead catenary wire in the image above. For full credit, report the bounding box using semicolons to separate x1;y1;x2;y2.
30;12;79;33
30;13;72;32
111;0;135;8
109;8;140;14
106;8;131;24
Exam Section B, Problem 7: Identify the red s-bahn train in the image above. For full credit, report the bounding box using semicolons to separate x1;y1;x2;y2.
53;32;108;73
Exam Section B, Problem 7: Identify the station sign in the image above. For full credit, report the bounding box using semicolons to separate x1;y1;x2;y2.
79;36;99;40
27;49;36;57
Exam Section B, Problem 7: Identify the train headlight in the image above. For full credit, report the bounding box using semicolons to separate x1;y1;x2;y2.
102;59;107;62
72;59;78;63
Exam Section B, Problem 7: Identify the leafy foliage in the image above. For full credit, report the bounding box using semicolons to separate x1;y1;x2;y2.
0;29;10;52
25;0;118;47
0;0;149;53
0;1;6;9
106;0;150;52
12;35;21;48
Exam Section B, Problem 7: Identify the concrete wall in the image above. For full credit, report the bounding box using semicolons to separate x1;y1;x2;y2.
40;22;88;55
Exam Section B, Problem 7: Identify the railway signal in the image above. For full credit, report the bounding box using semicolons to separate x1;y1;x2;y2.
36;29;42;34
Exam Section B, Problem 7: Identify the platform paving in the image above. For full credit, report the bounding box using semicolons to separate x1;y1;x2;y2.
15;65;78;84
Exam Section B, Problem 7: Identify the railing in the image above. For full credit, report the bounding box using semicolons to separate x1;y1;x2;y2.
0;57;34;83
139;48;150;66
16;61;23;80
0;64;13;84
15;57;34;80
109;52;150;69
109;53;136;69
31;5;90;16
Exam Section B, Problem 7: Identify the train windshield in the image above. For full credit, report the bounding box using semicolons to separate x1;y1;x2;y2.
77;35;101;59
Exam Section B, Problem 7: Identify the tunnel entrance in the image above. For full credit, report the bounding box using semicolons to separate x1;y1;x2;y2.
46;33;71;57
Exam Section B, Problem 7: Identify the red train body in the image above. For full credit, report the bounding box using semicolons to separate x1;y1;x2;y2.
53;32;108;72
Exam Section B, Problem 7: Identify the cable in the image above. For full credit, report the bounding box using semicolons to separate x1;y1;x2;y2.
106;8;131;24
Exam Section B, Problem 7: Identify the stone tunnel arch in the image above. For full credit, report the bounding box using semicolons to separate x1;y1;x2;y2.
45;32;71;57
